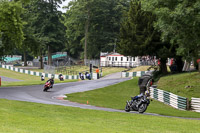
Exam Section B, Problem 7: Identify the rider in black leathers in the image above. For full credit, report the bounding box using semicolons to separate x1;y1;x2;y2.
46;76;54;88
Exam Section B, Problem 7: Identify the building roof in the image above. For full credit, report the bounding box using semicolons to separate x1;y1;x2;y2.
100;52;123;57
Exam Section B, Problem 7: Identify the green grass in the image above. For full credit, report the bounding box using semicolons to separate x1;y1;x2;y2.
128;65;171;72
66;78;200;118
33;66;126;77
129;66;151;72
0;68;78;87
157;72;200;99
100;67;126;76
0;99;200;133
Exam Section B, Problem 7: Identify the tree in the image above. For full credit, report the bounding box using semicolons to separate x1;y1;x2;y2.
27;0;66;66
142;0;200;65
63;0;129;60
0;0;24;57
118;0;173;74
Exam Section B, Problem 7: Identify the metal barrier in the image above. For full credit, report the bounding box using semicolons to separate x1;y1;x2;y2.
121;71;150;77
191;98;200;113
0;65;100;80
0;65;79;80
150;87;188;110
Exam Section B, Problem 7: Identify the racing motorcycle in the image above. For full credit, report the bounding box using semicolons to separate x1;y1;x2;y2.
125;72;153;113
59;74;64;81
43;81;52;92
125;91;150;113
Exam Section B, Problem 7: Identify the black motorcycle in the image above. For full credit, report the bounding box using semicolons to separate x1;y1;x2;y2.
125;72;153;113
125;93;150;113
85;72;91;80
59;74;64;81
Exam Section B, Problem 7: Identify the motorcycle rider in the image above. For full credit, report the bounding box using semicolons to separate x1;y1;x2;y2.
41;75;45;81
85;72;91;80
46;76;54;88
59;73;63;81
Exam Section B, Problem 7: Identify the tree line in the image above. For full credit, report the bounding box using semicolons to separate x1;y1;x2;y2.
0;0;129;68
1;0;200;74
118;0;200;74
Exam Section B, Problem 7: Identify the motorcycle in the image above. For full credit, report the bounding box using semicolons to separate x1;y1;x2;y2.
79;72;84;80
43;81;52;92
41;75;45;81
125;73;153;113
85;72;91;80
59;74;64;81
125;91;150;113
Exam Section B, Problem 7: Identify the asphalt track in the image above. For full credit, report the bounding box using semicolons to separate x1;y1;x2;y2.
1;76;23;82
0;75;199;120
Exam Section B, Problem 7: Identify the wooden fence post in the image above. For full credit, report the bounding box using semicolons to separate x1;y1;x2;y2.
186;98;190;110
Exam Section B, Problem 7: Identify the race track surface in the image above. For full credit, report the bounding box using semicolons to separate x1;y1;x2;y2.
0;78;130;109
0;77;199;120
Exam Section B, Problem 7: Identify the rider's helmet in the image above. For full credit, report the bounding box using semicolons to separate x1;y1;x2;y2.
51;75;54;79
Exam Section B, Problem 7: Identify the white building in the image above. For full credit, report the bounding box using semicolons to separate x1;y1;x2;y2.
100;52;140;67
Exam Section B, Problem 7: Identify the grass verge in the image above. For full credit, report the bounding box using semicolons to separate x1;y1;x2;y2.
0;68;78;87
66;78;200;118
33;66;126;77
157;72;200;99
0;99;200;133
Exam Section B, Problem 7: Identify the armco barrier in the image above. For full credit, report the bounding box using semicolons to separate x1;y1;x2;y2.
0;65;79;80
0;65;100;80
191;98;200;113
121;71;148;78
150;87;188;110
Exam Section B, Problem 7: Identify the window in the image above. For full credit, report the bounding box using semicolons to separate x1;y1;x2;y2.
112;57;114;61
121;57;123;61
115;57;117;61
133;57;135;61
127;57;129;61
109;57;111;61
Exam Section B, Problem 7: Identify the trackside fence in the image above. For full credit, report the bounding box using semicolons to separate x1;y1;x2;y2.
121;71;148;77
0;65;100;80
150;87;188;110
0;65;79;80
191;98;200;113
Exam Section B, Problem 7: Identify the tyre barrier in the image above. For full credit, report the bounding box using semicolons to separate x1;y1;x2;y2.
191;98;200;113
150;87;189;110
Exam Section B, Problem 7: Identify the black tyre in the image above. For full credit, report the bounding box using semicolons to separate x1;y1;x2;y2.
43;87;48;92
125;103;131;112
138;103;147;113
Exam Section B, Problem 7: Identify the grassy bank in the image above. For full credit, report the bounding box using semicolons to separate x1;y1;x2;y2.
66;78;200;118
0;99;200;133
0;68;78;87
33;66;126;77
157;72;200;99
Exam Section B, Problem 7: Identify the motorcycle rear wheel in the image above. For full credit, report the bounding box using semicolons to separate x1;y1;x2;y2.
138;103;147;113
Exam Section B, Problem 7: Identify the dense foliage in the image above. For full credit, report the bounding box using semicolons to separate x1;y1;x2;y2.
0;1;24;57
142;0;200;60
0;0;200;74
118;0;172;73
63;0;129;59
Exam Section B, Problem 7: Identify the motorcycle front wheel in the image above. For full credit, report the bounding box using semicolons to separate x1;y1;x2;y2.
125;103;131;112
138;103;147;113
43;87;48;92
132;100;138;111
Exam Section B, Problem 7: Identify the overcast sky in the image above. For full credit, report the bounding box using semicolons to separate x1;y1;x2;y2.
58;0;72;13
